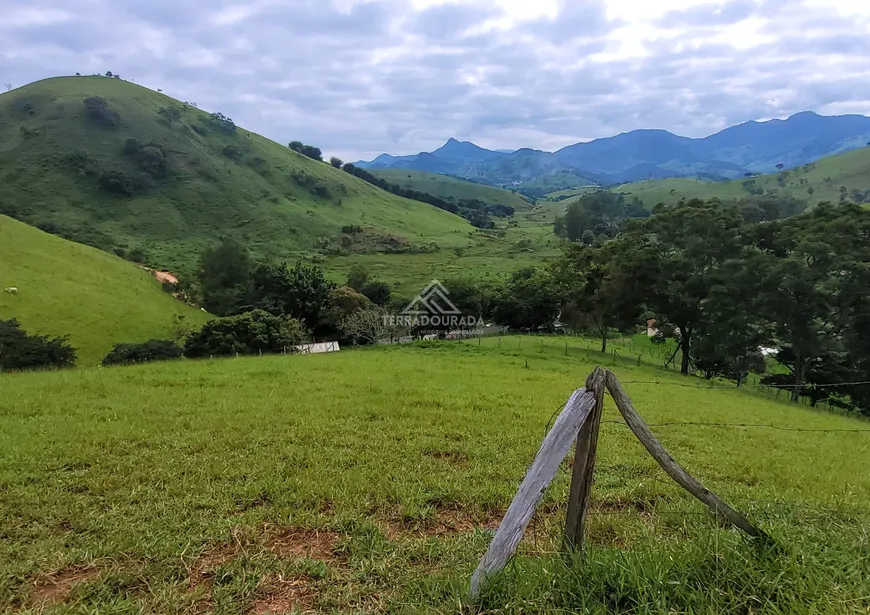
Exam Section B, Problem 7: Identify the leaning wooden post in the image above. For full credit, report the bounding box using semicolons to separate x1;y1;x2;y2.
470;386;597;598
564;367;606;550
604;370;769;540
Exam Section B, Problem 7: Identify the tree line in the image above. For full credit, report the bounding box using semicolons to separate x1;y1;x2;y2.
341;163;514;228
546;197;870;415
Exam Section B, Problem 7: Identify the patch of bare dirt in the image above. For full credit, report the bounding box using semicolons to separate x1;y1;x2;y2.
188;542;240;592
266;528;340;561
29;567;101;606
383;508;502;540
423;449;469;467
250;575;315;614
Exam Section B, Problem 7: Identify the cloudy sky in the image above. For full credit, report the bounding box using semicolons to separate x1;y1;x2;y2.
2;0;869;160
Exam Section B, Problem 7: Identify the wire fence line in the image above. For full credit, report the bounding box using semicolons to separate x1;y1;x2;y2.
599;419;870;434
471;333;870;415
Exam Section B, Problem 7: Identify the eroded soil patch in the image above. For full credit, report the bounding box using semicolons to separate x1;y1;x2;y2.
29;567;102;606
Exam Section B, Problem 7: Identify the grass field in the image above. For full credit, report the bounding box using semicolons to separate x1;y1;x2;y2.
615;146;870;208
2;339;868;613
0;214;210;366
326;202;564;295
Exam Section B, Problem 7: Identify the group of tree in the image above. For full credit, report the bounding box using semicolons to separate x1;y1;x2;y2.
193;239;400;345
340;163;513;228
549;199;870;414
554;191;808;244
554;191;650;243
289;141;323;161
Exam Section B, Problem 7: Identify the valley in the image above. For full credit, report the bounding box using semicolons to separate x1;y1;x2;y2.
3;69;870;615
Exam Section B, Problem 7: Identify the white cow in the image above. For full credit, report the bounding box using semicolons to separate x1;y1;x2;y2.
3;287;17;295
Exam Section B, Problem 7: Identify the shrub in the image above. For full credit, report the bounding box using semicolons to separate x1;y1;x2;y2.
122;138;142;155
98;170;135;195
102;339;182;366
134;145;167;177
222;145;244;160
0;319;77;371
209;112;236;133
289;141;323;161
184;310;306;358
82;96;120;127
157;106;181;124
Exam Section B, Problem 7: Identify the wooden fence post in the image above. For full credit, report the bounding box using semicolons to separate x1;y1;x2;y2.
604;370;768;540
470;386;597;598
564;367;605;550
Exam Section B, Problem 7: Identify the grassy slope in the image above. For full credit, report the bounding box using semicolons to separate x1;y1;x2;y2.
0;76;474;273
0;214;210;365
0;340;867;612
370;169;532;210
616;146;870;208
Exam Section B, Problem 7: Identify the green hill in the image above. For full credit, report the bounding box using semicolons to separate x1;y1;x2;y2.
371;169;533;210
0;76;474;274
0;214;210;366
615;146;870;208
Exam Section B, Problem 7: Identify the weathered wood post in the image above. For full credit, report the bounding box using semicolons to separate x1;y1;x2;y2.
604;370;768;540
469;386;597;598
564;367;605;550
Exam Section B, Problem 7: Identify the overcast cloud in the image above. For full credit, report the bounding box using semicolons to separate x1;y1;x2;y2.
2;0;869;160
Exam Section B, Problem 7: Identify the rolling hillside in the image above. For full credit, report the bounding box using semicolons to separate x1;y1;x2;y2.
370;169;532;210
0;214;210;365
615;145;870;208
0;76;474;273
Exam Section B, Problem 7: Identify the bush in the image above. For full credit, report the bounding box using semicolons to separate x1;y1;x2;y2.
0;319;77;371
184;310;306;358
209;112;236;133
102;339;182;366
289;141;323;161
82;96;120;127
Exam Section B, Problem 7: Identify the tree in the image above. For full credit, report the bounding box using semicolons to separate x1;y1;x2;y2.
689;255;771;385
322;286;373;333
184;310;306;358
289;141;323;161
619;199;746;375
491;268;560;331
346;265;370;292
250;262;336;332
552;242;650;353
560;191;631;242
197;239;254;317
340;308;394;345
754;203;870;403
0;319;77;371
346;265;391;307
439;278;494;323
330;157;344;168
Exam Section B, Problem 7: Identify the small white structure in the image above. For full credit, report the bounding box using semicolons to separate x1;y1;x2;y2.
3;287;17;295
295;342;340;355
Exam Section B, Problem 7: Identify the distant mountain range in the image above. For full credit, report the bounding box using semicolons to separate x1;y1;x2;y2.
358;112;870;195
